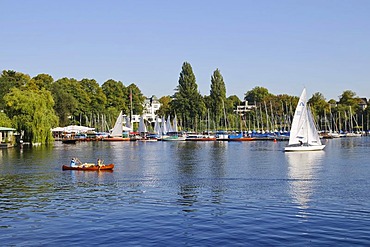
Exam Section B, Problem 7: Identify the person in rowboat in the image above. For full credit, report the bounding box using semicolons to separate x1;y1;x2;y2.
70;158;78;167
97;158;103;168
70;157;85;167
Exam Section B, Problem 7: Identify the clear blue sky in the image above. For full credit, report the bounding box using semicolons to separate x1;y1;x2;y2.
1;0;370;101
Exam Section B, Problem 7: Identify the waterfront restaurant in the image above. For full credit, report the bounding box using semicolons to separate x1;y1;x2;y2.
0;127;16;148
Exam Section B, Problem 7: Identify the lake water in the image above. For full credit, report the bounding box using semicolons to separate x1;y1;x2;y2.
1;138;370;246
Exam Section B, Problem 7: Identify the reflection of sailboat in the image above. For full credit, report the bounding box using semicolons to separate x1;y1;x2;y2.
286;151;324;211
285;88;325;152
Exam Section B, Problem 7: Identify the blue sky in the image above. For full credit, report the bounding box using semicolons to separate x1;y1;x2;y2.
1;0;370;101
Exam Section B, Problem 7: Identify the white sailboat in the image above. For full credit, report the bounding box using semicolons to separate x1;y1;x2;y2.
162;114;186;141
110;111;124;137
138;115;147;134
285;88;325;152
103;111;131;141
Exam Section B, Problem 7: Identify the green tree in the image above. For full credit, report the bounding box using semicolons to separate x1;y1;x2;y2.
156;96;172;117
0;111;12;127
244;86;271;104
4;87;58;144
0;70;31;109
51;79;78;126
102;79;128;123
171;62;205;131
79;78;107;114
32;73;54;90
127;83;145;116
308;92;329;117
224;95;241;130
226;95;241;113
338;90;362;112
53;78;91;125
210;69;227;129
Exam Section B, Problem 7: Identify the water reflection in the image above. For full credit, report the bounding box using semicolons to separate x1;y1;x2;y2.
175;142;201;212
209;142;227;206
285;151;324;215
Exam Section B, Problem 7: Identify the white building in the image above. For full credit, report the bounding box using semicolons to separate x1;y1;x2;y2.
234;101;256;115
131;96;161;123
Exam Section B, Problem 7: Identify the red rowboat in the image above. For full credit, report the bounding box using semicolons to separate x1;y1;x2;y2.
62;164;114;171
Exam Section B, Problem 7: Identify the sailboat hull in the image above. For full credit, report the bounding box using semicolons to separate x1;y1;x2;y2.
285;145;325;152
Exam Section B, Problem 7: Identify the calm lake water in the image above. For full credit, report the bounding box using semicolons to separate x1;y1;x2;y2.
1;137;370;246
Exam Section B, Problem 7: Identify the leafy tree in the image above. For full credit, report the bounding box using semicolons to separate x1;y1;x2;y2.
0;111;12;127
0;70;31;109
102;79;128;126
156;96;172;117
79;78;107;114
102;79;128;111
32;73;54;90
244;86;271;104
127;83;145;116
171;62;205;131
338;90;362;112
308;92;329;117
52;78;91;124
210;69;227;129
328;99;337;105
226;95;242;113
51;79;78;126
4;87;58;144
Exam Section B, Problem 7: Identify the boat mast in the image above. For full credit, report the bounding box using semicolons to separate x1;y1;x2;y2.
130;88;133;130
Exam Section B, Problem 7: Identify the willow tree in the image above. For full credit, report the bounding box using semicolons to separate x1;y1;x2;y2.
4;87;58;144
171;62;205;131
209;69;226;130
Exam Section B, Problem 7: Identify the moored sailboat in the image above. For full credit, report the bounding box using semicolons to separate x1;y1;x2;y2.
102;111;131;141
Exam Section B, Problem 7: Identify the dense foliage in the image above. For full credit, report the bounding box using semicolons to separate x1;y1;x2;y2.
0;64;369;144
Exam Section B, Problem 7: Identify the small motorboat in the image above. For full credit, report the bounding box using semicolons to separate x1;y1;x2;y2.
62;164;114;171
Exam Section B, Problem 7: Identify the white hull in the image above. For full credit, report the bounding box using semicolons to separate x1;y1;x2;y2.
162;136;186;141
285;145;325;152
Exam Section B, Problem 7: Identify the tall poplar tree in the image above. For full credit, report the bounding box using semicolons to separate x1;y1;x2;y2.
172;62;205;131
210;69;226;129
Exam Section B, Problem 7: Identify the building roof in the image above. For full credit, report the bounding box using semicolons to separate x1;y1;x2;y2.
0;127;16;131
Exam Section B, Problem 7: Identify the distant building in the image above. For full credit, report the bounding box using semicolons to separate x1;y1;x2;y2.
234;101;256;115
359;98;368;110
131;96;161;124
0;127;16;148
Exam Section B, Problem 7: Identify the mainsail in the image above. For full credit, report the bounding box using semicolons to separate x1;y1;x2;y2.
110;111;123;137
